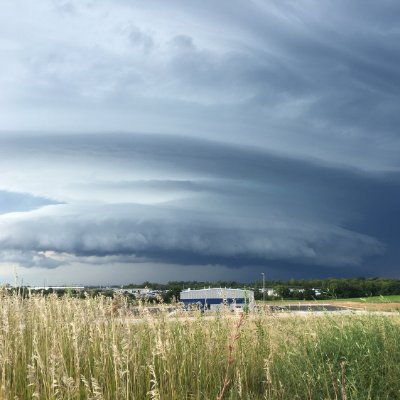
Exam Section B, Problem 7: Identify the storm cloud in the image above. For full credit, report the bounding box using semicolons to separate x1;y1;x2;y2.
0;133;396;280
0;1;399;283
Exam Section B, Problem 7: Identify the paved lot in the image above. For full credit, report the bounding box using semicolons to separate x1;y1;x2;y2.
268;304;350;312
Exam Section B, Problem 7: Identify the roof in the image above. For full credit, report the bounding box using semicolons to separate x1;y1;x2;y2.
180;288;254;300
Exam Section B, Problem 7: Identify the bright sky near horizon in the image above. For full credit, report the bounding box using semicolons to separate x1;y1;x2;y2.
0;0;399;285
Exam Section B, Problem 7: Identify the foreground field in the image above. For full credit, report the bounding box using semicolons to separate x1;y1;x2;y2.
1;293;400;399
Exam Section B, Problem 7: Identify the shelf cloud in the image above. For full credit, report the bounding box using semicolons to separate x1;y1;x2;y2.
0;133;396;282
0;1;399;283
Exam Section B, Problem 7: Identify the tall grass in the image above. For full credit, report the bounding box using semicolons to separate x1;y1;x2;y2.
0;290;399;399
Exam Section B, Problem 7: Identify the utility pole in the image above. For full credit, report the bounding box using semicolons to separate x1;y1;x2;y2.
261;272;265;303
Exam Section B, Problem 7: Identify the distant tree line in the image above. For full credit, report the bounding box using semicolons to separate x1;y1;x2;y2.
253;277;400;300
8;277;400;302
124;277;400;301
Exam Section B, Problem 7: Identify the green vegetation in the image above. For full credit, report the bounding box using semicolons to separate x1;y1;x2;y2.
264;295;400;304
17;278;400;303
122;277;400;301
0;290;400;399
256;277;400;300
318;295;400;303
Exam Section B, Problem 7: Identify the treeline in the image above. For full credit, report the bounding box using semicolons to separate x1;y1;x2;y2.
258;277;400;300
124;277;400;300
10;278;400;302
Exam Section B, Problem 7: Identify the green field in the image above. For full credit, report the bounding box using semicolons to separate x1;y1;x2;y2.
334;295;400;303
1;292;400;399
262;295;400;304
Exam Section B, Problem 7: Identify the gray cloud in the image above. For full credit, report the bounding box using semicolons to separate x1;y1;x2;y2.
0;250;64;269
0;1;399;281
0;133;396;275
1;1;399;170
0;203;384;268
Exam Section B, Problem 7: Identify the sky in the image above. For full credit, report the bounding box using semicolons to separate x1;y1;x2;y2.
0;0;399;285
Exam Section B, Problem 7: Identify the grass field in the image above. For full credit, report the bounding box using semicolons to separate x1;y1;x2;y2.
262;295;400;311
324;295;400;303
264;295;400;303
1;291;400;399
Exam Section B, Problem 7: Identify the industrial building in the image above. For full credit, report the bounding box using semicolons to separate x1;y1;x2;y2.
180;288;254;311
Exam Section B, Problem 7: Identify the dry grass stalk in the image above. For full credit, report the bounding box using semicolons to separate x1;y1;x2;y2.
216;312;245;400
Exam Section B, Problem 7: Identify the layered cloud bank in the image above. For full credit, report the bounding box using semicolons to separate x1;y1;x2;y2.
0;133;396;281
0;1;399;282
1;1;400;170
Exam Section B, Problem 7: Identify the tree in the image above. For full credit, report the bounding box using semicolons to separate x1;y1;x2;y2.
274;285;291;299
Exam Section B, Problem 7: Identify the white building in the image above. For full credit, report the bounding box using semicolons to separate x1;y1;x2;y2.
180;288;255;311
259;287;278;297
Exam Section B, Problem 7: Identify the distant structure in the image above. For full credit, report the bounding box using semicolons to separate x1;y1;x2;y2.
180;288;254;311
30;286;85;291
260;287;278;297
113;288;159;298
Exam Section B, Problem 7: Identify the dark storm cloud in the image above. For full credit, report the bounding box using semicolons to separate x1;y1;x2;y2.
0;203;384;268
2;0;400;173
151;0;400;168
1;132;397;211
0;1;400;280
0;133;398;275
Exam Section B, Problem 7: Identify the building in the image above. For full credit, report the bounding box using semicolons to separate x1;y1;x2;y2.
29;286;85;292
113;287;165;299
180;288;254;311
259;287;278;297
